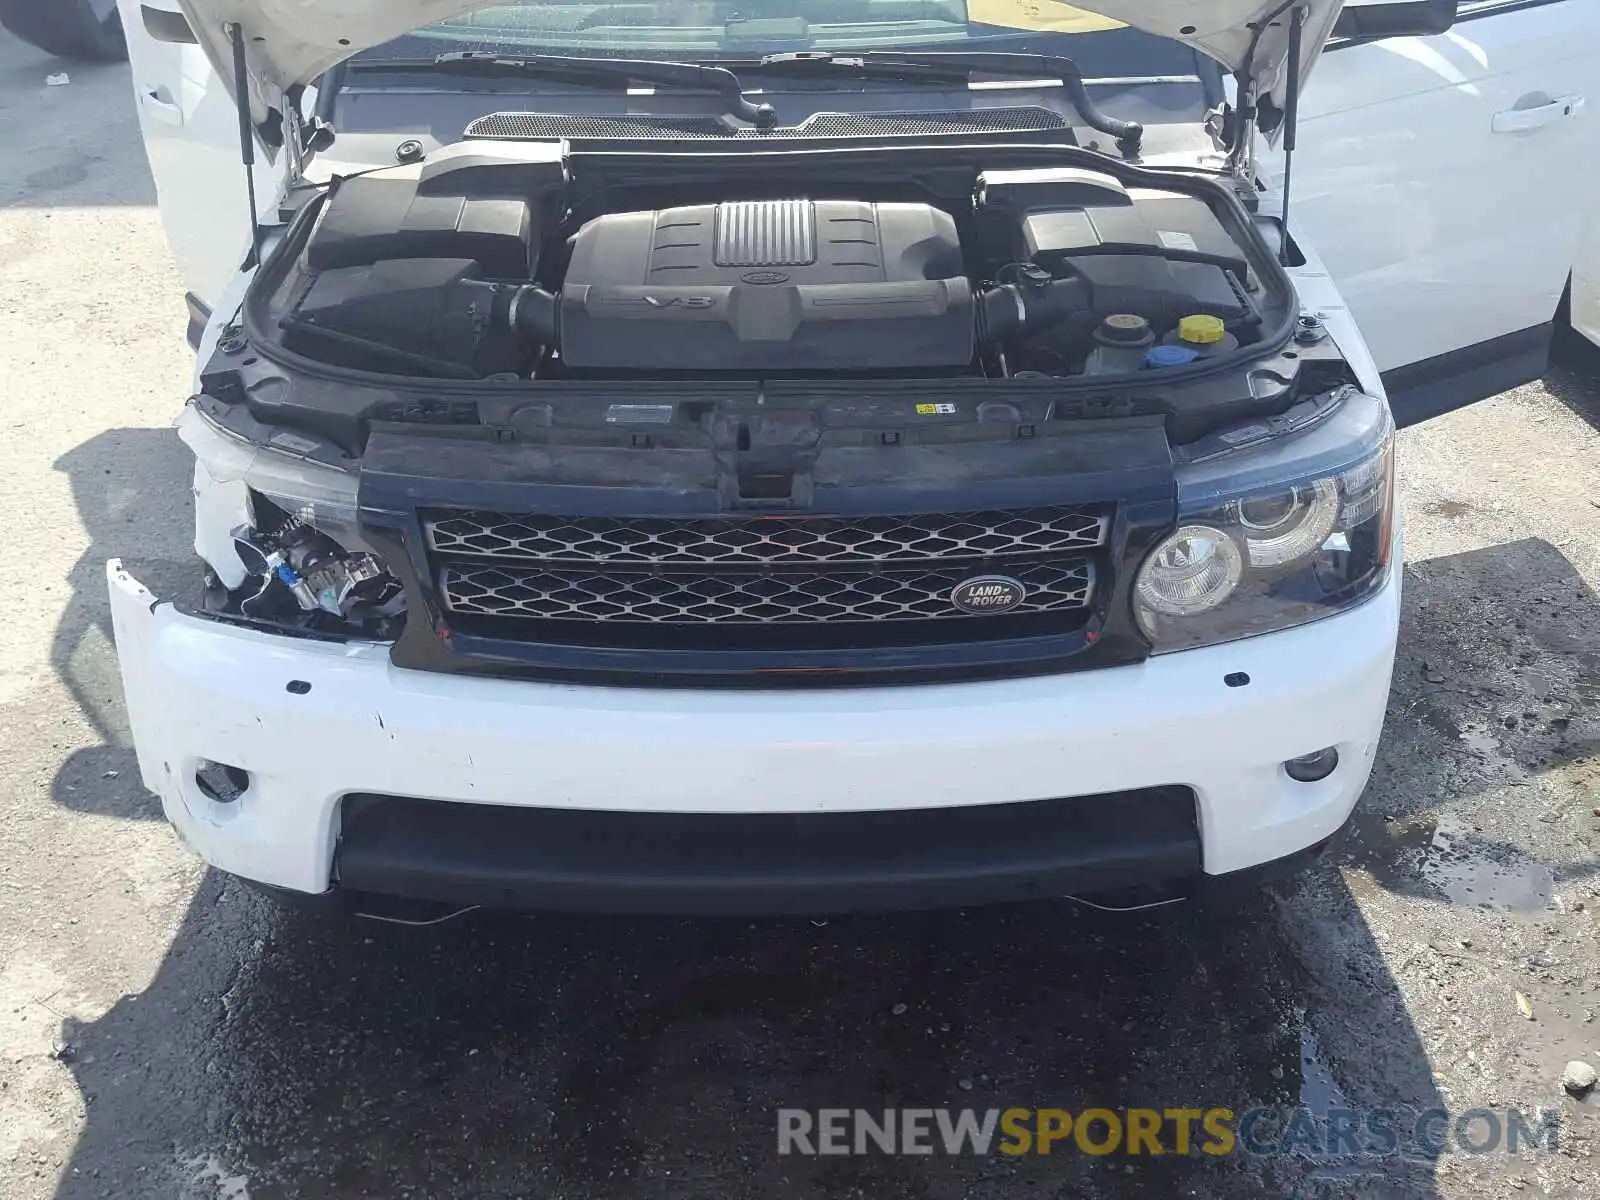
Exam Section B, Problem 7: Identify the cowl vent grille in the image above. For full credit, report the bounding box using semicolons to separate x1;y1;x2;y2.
461;107;1073;141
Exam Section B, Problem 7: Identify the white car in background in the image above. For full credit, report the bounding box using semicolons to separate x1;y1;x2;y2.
108;0;1599;922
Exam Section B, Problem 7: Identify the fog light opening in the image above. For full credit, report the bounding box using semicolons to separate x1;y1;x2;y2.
195;760;250;804
1284;747;1339;783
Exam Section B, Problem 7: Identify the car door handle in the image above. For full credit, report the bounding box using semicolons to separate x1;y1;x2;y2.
139;86;184;127
1492;94;1585;134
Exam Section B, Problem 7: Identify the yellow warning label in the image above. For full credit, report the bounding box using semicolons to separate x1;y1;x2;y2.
916;403;959;415
968;1;1126;34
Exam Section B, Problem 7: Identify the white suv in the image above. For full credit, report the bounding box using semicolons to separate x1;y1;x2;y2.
110;1;1598;919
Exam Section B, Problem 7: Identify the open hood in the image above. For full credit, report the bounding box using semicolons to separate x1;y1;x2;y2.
175;1;1348;137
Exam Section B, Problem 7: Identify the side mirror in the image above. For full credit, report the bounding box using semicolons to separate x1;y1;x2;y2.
1332;0;1457;41
143;4;199;44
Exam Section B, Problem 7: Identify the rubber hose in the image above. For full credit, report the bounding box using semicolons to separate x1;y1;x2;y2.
976;277;1091;348
489;278;1086;355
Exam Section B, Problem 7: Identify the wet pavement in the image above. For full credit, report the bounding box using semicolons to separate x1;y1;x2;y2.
51;888;1457;1199
2;25;1599;1200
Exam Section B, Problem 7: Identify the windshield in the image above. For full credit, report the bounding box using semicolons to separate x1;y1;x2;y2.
354;0;1195;69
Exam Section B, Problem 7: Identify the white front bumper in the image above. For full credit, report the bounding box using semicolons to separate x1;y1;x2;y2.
107;558;1400;900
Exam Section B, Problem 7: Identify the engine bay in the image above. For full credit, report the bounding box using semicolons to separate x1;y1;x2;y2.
197;141;1361;653
263;142;1286;385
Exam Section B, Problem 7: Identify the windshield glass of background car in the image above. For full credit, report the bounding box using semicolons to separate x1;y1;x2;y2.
352;0;1203;75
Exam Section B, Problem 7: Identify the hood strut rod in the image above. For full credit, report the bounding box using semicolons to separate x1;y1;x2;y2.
227;22;262;265
1279;4;1306;265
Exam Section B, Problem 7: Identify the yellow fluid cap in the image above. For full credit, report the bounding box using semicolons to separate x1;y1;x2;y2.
1178;314;1226;345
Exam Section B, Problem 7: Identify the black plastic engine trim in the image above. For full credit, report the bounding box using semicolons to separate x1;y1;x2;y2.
233;141;1301;412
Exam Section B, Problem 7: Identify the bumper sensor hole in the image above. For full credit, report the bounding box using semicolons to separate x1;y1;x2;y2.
195;760;250;804
1284;747;1340;783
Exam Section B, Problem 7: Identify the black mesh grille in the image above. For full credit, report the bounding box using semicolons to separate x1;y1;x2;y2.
441;559;1094;624
462;107;1071;141
424;504;1109;644
425;508;1109;566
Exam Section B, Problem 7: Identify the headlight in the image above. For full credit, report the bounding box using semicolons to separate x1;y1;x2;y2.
1135;388;1394;653
1136;525;1244;617
178;402;368;551
179;403;404;631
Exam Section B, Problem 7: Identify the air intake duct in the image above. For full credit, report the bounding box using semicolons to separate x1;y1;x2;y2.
974;272;1092;347
485;201;1111;371
493;276;1090;363
283;252;1098;377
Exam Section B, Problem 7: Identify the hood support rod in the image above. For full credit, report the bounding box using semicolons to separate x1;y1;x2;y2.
1278;4;1306;265
227;21;262;266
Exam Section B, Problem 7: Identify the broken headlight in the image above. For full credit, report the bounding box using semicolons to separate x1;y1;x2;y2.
232;495;405;629
178;404;404;635
1135;388;1394;653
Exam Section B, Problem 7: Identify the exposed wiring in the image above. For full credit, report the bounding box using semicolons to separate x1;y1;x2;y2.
1227;1;1302;178
1243;0;1302;87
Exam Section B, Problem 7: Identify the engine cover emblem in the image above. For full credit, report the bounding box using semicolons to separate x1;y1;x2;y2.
950;575;1027;616
642;294;715;308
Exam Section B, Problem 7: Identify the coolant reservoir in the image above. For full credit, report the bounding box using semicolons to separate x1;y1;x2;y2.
1082;313;1155;376
1161;313;1238;358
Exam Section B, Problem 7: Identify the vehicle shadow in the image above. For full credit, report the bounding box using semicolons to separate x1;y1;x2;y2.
46;875;1449;1199
48;426;195;819
1544;329;1600;435
1402;537;1600;779
1343;536;1600;906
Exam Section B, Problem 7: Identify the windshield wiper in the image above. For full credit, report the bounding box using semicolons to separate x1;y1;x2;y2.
349;48;1139;150
743;50;1143;154
353;51;777;127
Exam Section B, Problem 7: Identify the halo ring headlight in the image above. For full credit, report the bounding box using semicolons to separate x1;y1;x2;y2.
1239;477;1340;568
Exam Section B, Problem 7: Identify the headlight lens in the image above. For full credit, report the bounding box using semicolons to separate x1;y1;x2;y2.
1135;388;1394;653
178;402;369;551
1237;477;1339;567
1135;524;1244;617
